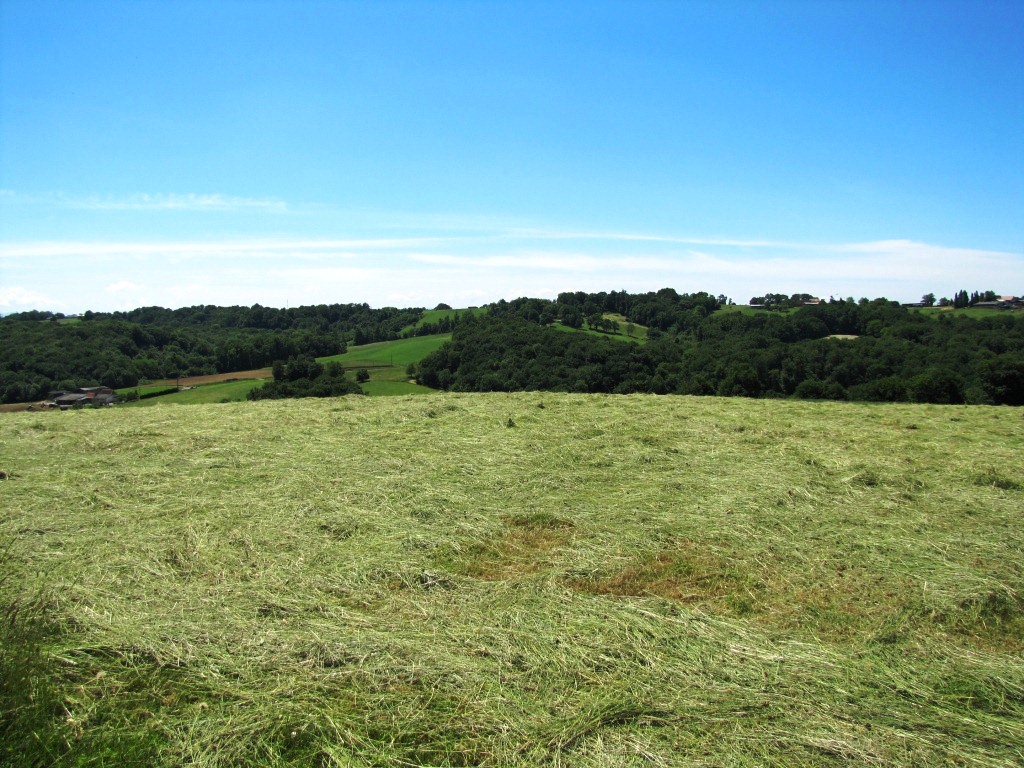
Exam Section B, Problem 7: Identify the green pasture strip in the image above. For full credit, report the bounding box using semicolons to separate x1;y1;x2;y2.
603;313;648;341
551;321;642;343
358;364;427;384
122;379;265;406
1;395;1022;767
319;333;451;368
116;385;178;397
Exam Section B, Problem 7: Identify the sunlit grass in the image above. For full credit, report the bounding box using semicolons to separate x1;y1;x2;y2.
318;334;451;369
1;394;1022;766
121;379;267;406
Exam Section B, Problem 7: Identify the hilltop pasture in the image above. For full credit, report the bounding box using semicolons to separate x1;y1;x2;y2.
1;394;1022;766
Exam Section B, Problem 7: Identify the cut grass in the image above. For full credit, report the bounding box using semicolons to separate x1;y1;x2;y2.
1;394;1022;766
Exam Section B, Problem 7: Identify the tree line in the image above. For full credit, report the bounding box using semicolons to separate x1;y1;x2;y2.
246;355;363;400
4;291;1021;406
416;292;1024;405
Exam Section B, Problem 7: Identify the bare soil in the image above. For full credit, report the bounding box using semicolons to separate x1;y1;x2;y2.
150;369;272;387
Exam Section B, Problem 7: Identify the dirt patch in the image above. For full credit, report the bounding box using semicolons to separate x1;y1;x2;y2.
150;369;272;387
568;540;763;614
452;514;576;580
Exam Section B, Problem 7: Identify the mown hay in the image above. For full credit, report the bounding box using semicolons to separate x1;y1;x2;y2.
1;393;1022;766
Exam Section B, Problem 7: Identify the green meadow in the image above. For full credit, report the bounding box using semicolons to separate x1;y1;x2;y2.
121;380;268;407
317;335;452;396
551;315;648;343
319;334;452;370
1;394;1022;766
400;307;489;335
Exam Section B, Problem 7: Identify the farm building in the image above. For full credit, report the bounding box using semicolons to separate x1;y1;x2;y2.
49;386;117;408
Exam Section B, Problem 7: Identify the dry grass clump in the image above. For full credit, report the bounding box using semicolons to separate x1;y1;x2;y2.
1;394;1023;766
567;538;764;616
449;513;577;581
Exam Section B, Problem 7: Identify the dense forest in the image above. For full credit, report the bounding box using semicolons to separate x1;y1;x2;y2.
246;355;364;400
416;290;1024;405
0;303;422;403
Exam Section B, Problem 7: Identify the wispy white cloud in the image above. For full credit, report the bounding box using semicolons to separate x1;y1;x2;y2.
71;193;288;212
509;228;797;249
0;237;451;259
0;190;288;212
107;280;146;294
835;239;1019;262
409;247;725;272
0;231;1019;312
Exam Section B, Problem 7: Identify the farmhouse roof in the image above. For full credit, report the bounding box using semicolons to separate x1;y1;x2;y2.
54;393;90;405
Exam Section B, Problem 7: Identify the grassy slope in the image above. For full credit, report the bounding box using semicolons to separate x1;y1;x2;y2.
1;395;1022;766
551;315;647;344
319;334;451;396
319;335;451;372
400;307;489;335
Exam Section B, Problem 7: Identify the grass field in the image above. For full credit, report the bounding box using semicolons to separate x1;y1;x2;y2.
117;385;180;398
318;334;451;396
359;380;435;397
122;379;267;406
1;394;1022;766
551;314;647;343
319;334;451;371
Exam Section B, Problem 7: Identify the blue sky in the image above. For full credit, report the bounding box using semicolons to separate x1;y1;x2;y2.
1;0;1021;313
